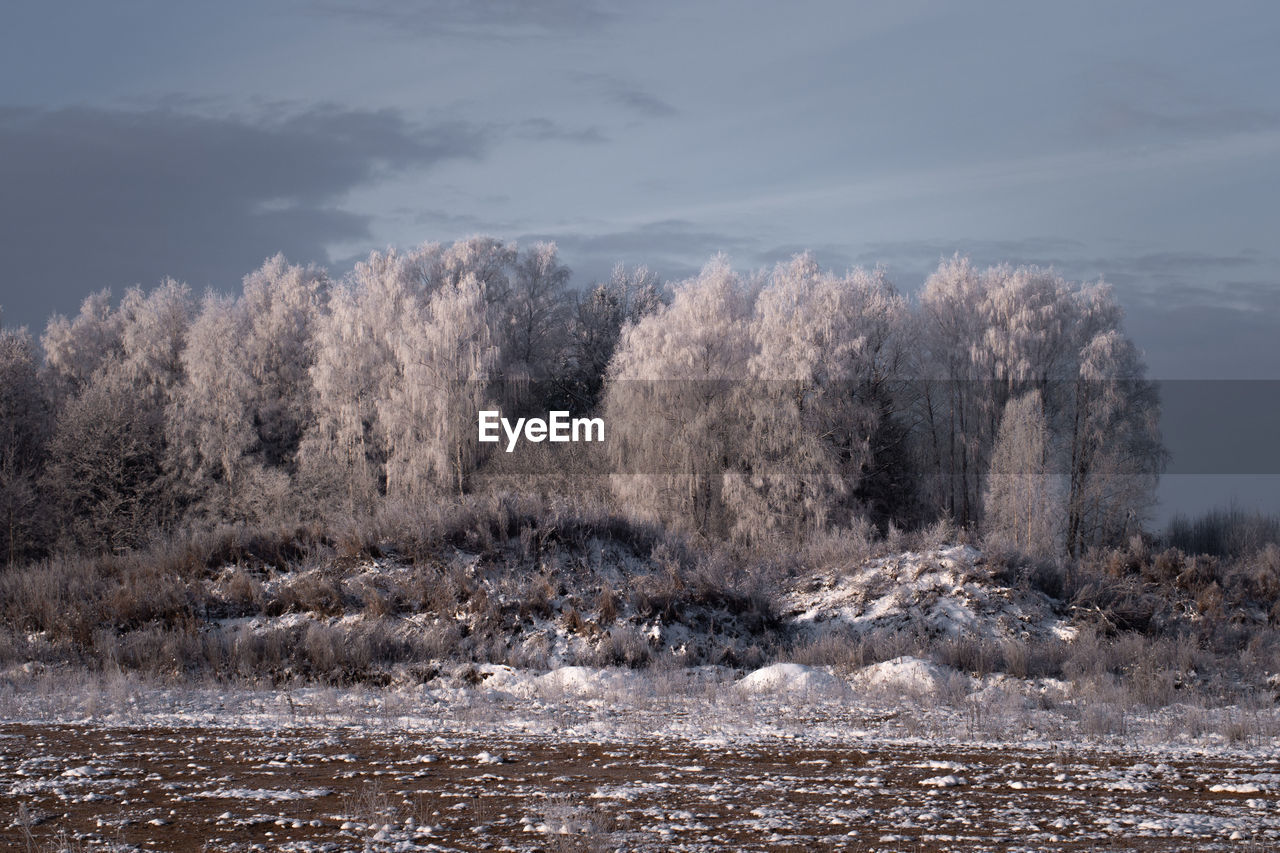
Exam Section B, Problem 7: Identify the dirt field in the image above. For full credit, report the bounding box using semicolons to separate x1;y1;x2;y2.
4;721;1277;851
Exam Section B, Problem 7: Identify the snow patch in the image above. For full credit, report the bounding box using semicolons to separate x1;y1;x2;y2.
528;666;637;697
736;663;847;697
786;545;1068;644
192;787;332;801
919;774;968;787
852;656;963;697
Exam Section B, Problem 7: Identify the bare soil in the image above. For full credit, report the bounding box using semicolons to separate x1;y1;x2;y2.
3;722;1277;851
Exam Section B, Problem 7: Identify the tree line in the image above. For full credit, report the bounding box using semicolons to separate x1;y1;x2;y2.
0;239;1164;563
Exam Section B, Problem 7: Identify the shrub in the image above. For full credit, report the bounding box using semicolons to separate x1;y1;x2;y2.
1166;507;1280;558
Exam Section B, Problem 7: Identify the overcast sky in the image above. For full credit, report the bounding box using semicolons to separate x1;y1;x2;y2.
1;0;1277;517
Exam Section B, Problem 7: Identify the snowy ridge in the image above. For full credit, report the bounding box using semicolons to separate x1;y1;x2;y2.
785;544;1072;642
190;542;1084;690
736;662;847;698
851;656;964;697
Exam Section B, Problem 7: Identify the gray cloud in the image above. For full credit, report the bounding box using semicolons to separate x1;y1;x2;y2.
525;218;753;260
1089;99;1280;137
0;104;486;329
1127;303;1280;379
843;240;1273;305
1076;62;1280;141
754;243;857;273
313;0;616;39
844;237;1090;293
1113;250;1260;274
1081;250;1272;296
513;118;608;145
1111;271;1280;378
519;219;755;288
405;208;518;233
855;236;1088;268
1072;250;1278;316
570;72;679;119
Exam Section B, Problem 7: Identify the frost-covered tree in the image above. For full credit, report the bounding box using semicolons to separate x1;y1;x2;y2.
480;241;572;414
381;272;496;499
604;256;755;536
426;273;498;494
164;260;325;523
168;293;264;521
915;256;992;526
983;390;1063;556
239;255;328;470
561;264;663;410
301;243;498;508
0;327;50;563
300;249;411;512
41;282;194;547
44;366;169;552
116;279;195;404
725;254;906;540
363;247;436;501
984;273;1163;554
978;266;1077;393
10;238;1169;554
913;257;1164;545
42;281;194;406
41;289;123;398
505;242;570;377
299;281;388;513
433;236;516;306
1063;329;1164;556
431;237;518;391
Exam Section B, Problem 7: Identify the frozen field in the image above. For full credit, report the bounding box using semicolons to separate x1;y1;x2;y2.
4;664;1279;852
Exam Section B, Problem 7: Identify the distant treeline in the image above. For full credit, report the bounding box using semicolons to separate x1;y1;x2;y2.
0;240;1165;563
1166;505;1280;558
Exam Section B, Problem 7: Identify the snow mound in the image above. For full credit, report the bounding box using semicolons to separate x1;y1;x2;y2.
736;663;846;697
851;656;962;697
1210;783;1262;794
193;787;332;801
61;765;106;778
919;774;968;788
786;545;1067;642
532;666;636;696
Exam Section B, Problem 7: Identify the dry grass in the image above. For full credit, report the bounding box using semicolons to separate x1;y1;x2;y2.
2;494;1276;707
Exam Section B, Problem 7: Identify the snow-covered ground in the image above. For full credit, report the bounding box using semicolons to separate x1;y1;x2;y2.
4;660;1280;851
786;544;1074;642
5;544;1279;850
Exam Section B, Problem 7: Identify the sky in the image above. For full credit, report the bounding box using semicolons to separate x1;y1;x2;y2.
1;0;1277;519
